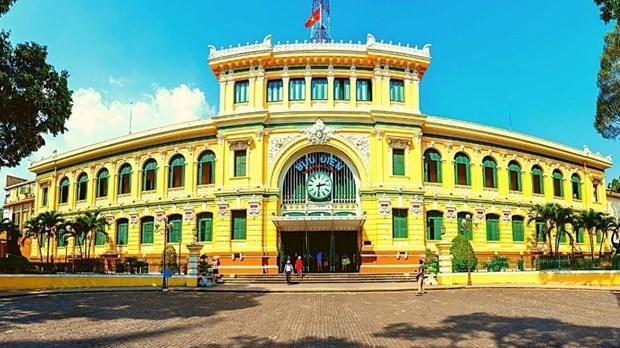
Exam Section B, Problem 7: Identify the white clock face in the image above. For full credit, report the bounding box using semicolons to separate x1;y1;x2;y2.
306;171;333;200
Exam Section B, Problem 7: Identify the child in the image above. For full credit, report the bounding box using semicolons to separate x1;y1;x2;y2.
295;256;303;278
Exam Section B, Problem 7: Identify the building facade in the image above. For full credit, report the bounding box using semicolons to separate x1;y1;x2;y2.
1;176;35;258
25;34;613;273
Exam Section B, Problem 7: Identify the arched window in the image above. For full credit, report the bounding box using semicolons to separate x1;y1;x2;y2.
197;212;213;242
197;151;215;185
142;159;157;191
512;216;524;242
97;169;109;198
571;174;581;200
168;214;183;243
508;161;522;191
454;152;471;186
552;170;564;197
457;212;473;240
118;164;132;194
486;213;500;241
531;165;544;194
424;149;442;183
426;211;443;240
76;173;88;201
116;218;129;245
59;177;70;204
482;157;497;188
169;155;185;188
140;217;154;244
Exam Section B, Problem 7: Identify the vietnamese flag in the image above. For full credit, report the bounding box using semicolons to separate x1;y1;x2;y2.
304;6;321;28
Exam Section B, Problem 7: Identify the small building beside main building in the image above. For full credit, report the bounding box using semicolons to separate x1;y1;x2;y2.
6;34;613;273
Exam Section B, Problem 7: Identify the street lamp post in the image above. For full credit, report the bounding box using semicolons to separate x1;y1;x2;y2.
461;214;473;286
157;216;173;291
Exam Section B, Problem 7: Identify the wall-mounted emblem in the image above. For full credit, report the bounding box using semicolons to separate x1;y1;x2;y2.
445;202;456;220
129;209;139;225
410;196;423;216
217;197;230;218
378;194;392;217
184;203;194;222
248;195;262;218
502;208;511;222
475;206;485;220
302;119;336;145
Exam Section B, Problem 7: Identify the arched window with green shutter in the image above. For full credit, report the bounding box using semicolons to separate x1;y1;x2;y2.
59;177;70;204
486;214;500;241
116;219;129;245
197;151;216;185
454;153;471;186
142;159;157;191
140;217;154;244
426;211;443;240
118;164;132;194
197;213;213;242
552;170;564;197
76;173;88;201
482;157;497;188
531;165;544;194
571;174;581;200
97;168;109;198
508;161;522;191
424;149;442;183
169;155;185;188
512;216;524;241
168;214;182;243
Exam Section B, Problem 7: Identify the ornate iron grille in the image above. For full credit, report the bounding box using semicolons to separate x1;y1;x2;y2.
282;152;357;205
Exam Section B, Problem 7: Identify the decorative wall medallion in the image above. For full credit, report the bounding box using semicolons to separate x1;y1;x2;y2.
502;208;511;223
378;194;392;217
414;131;423;144
339;133;370;175
155;206;165;224
248;195;262;218
129;208;139;225
268;134;301;169
183;203;195;222
475;206;485;220
105;213;115;226
217;197;230;218
302;119;337;145
445;203;457;220
410;196;423;216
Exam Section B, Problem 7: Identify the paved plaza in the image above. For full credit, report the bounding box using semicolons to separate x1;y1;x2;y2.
0;289;618;347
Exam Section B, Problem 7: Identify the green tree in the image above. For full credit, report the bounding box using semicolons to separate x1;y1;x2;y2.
608;177;620;192
574;209;605;259
594;0;620;23
595;23;620;139
37;211;64;264
598;216;618;258
551;205;575;256
450;235;477;272
527;203;556;254
0;0;73;168
161;245;179;273
73;211;108;259
1;218;21;257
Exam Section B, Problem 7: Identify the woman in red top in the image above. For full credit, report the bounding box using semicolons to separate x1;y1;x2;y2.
295;256;303;278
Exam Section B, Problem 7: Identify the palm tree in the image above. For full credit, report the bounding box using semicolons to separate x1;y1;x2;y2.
1;218;22;257
72;211;109;259
37;211;65;264
66;217;87;258
23;217;45;264
551;204;575;256
574;209;605;259
598;216;617;258
527;203;556;254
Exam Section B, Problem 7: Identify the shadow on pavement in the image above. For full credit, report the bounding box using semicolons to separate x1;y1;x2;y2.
375;312;620;347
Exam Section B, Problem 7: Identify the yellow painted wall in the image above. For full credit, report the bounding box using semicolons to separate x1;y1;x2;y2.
0;275;197;291
438;271;620;286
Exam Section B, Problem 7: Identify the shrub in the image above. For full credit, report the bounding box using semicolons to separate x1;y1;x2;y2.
424;248;439;274
450;235;477;272
0;255;30;274
482;254;509;272
73;258;105;273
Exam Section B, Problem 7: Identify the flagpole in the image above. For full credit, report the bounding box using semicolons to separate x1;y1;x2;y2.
319;4;322;43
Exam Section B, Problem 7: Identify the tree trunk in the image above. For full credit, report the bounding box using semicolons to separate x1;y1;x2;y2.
599;233;605;258
589;227;595;260
38;235;43;264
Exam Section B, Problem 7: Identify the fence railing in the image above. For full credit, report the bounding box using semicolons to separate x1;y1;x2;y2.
452;256;620;273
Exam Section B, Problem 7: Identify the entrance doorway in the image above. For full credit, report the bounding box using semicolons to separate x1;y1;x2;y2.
279;231;359;273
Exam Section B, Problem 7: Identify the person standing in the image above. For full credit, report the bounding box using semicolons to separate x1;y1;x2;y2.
315;250;323;272
295;255;303;278
284;260;294;285
416;259;426;296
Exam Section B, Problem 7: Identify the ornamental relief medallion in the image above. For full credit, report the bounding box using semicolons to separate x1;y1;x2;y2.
268;134;302;170
337;133;370;185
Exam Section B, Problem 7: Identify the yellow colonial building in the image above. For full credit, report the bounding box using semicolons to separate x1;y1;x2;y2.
25;34;613;274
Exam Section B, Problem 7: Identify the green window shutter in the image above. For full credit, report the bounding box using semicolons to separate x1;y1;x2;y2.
427;213;443;240
596;231;601;243
168;218;182;243
232;211;247;240
95;229;106;246
57;230;65;247
436;158;442;183
512;219;524;242
141;220;154;244
117;222;128;245
392;209;408;239
517;170;522;191
454;161;458;185
536;221;546;242
424;160;429;182
559;230;566;243
486;217;500;241
392;149;405;175
235;151;247;177
198;214;213;242
577;228;584;244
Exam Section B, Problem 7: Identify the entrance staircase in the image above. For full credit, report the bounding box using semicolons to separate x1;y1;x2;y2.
221;273;417;284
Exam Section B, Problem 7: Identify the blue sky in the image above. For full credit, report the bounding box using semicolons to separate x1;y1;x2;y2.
0;0;618;193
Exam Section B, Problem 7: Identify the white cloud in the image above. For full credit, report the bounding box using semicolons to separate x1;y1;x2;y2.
0;84;216;207
108;76;126;87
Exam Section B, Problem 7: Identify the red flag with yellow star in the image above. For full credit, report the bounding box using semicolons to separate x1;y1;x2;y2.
305;6;321;28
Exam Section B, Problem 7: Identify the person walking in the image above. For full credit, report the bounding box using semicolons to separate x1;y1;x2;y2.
284;259;294;285
295;255;303;278
416;259;426;296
